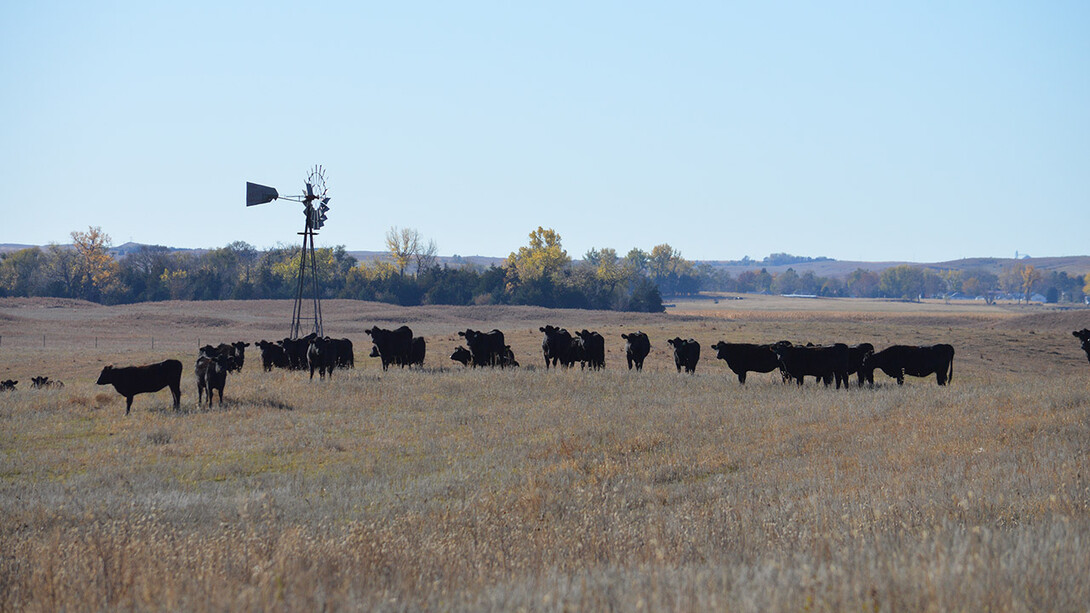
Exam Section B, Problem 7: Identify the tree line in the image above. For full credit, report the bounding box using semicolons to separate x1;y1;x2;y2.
1;226;1086;308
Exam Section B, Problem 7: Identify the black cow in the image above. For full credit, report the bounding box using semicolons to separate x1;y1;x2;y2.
847;343;876;386
540;325;573;369
227;341;249;371
667;338;700;374
710;342;784;384
30;376;65;389
862;344;954;386
307;336;336;380
199;342;249;372
450;346;473;366
256;340;289;371
366;326;414;371
1074;330;1090;365
568;336;586;368
500;345;519;368
330;338;355;369
574;329;605;370
0;380;16;391
458;329;507;367
409;337;426;368
773;343;850;388
281;337;312;370
195;351;229;407
621;331;651;371
96;359;183;414
368;335;425;369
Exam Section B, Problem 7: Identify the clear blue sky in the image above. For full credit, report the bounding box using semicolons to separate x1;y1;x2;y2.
2;2;1087;263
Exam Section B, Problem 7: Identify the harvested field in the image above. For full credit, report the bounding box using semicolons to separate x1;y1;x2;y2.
1;298;1089;611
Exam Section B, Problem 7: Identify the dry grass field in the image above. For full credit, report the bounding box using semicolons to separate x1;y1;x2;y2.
1;296;1089;611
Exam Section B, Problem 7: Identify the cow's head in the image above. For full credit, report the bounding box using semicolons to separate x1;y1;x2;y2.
856;343;875;361
0;379;17;391
1074;329;1090;348
96;366;115;385
667;337;684;350
450;346;472;366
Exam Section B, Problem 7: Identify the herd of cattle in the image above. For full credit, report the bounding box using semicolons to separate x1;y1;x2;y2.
5;327;1090;414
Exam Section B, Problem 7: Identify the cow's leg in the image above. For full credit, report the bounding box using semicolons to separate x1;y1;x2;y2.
125;396;133;415
738;371;746;385
172;384;181;410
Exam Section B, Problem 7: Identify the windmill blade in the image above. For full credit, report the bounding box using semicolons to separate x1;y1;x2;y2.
246;182;279;206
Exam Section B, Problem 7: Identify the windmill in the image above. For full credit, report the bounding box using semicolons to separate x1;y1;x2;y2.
246;165;331;339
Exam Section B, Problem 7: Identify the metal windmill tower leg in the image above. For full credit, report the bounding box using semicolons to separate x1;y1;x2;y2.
290;223;324;339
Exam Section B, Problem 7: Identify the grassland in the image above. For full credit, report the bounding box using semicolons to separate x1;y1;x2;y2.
1;297;1089;611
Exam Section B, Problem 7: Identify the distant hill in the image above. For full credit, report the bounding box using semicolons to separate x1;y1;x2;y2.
345;250;506;269
2;242;1086;276
704;256;1090;277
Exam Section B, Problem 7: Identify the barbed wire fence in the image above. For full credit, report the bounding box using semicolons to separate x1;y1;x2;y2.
0;334;243;353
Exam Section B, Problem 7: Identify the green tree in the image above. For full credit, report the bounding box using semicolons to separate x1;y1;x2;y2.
846;268;880;298
772;268;800;295
647;244;696;296
939;269;962;302
879;265;925;301
0;247;46;297
585;247;626;294
962;269;999;304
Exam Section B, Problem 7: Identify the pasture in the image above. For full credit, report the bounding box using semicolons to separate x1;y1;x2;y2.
1;297;1089;611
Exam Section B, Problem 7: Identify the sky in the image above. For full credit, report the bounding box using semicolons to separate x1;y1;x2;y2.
1;1;1087;263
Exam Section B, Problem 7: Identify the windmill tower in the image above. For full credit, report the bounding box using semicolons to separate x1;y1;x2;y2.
245;165;331;339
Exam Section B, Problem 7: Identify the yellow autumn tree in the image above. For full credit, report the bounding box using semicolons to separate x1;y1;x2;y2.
506;227;570;284
70;226;120;302
1020;264;1042;302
